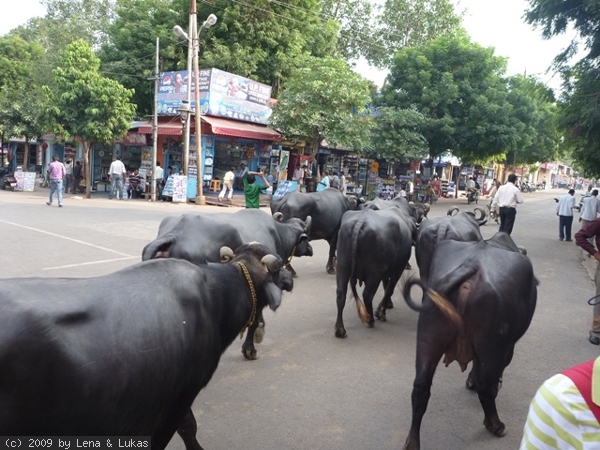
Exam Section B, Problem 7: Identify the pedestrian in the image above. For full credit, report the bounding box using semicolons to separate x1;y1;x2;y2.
542;176;547;190
108;156;127;200
73;160;83;193
491;173;524;235
317;171;330;192
244;170;270;209
520;355;600;448
575;218;600;345
63;158;73;194
557;189;577;241
46;154;66;207
331;171;340;190
127;169;143;199
218;167;235;202
234;163;248;190
293;164;304;190
154;161;164;198
580;189;600;229
339;172;347;195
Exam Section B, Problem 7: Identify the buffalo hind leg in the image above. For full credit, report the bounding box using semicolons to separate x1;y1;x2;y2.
375;272;402;321
177;409;204;450
326;234;338;274
334;258;352;338
404;317;450;450
362;280;380;328
475;349;509;437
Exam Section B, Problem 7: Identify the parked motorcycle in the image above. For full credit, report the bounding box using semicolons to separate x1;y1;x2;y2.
520;181;536;193
0;166;17;191
467;188;480;204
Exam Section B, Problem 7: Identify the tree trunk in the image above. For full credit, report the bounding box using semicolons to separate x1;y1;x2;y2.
310;136;320;178
84;141;92;199
23;139;30;172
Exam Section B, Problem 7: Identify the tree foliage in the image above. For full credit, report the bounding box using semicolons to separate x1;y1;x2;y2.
505;75;561;167
370;107;428;163
320;0;374;61
44;40;135;197
270;56;372;163
367;0;462;69
381;34;521;163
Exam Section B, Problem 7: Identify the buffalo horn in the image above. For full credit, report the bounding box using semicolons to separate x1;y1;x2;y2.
409;201;415;206
517;246;528;256
261;254;282;273
473;207;486;222
305;215;312;233
447;207;459;216
423;203;430;214
220;246;235;262
273;212;284;222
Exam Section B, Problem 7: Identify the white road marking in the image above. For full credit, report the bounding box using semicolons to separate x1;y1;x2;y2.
0;219;135;257
43;256;140;271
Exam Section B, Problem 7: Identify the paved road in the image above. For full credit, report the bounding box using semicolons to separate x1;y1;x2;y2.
1;187;598;449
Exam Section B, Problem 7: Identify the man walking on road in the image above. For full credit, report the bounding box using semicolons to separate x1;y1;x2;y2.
108;156;126;200
575;218;600;345
63;159;73;194
580;189;600;229
557;189;577;241
46;154;66;207
492;173;523;235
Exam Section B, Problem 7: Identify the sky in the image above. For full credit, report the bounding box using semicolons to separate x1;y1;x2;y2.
0;0;579;93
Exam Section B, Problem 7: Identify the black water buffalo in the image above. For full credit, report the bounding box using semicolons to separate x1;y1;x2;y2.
359;197;429;226
414;210;484;282
401;233;537;450
142;209;311;360
270;188;361;273
334;207;416;337
0;243;293;450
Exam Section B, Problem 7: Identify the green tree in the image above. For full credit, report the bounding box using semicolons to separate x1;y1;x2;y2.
370;107;428;163
320;0;374;61
270;56;372;168
100;0;339;115
381;34;519;163
367;0;462;68
505;75;561;168
0;35;46;168
44;40;135;198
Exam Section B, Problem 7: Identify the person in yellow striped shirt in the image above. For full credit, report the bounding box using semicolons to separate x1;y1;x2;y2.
520;356;600;449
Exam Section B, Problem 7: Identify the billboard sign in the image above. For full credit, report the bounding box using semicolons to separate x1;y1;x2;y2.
157;68;272;125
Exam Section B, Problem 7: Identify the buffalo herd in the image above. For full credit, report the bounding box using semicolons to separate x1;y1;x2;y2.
0;188;537;449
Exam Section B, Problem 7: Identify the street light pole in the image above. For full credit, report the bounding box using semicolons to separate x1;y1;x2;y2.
192;10;217;206
175;3;216;205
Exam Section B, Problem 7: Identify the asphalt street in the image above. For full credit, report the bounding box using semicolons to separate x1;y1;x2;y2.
0;186;598;450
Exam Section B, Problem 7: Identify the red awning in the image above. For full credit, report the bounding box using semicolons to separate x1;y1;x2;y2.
201;116;281;141
136;118;183;136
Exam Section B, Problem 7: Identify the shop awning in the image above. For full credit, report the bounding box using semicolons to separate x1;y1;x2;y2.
201;116;281;141
136;118;183;136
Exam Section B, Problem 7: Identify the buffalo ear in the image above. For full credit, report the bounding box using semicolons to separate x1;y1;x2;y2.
263;281;282;311
272;212;284;222
220;246;234;262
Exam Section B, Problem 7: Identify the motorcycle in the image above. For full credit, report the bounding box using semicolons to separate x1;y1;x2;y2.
0;166;17;191
467;188;480;204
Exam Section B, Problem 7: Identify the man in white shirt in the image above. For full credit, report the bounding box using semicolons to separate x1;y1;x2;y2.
218;167;235;202
293;164;304;187
557;189;577;241
580;189;600;229
492;173;524;235
108;156;127;200
154;162;164;197
63;159;73;194
466;176;476;191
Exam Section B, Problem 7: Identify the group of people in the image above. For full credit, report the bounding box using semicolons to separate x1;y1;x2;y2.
107;159;174;201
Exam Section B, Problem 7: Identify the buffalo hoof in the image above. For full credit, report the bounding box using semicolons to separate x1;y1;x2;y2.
326;266;336;275
254;325;265;344
335;327;347;338
384;299;394;309
484;418;506;437
242;347;258;360
287;265;298;278
374;308;387;322
367;320;375;328
465;373;477;391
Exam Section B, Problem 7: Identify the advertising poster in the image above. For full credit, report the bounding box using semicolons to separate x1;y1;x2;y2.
278;150;290;182
157;68;272;125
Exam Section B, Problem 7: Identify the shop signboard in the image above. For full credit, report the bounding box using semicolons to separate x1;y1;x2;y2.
14;172;36;192
157;68;272;125
272;180;298;201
